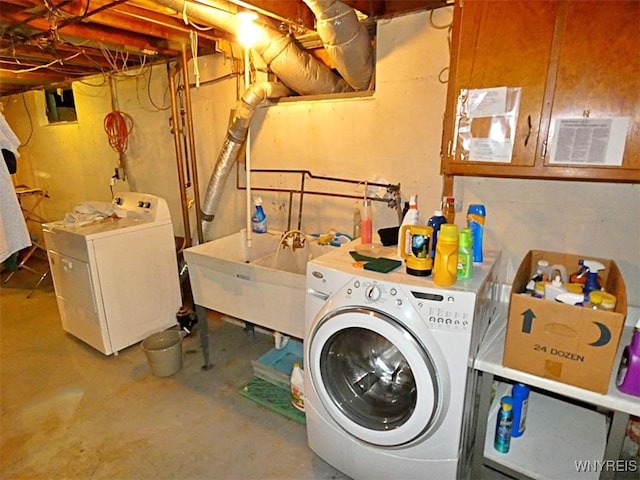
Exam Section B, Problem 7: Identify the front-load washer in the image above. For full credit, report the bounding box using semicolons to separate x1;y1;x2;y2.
304;243;500;479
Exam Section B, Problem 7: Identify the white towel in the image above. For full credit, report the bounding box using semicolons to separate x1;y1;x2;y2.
0;160;31;263
0;112;21;160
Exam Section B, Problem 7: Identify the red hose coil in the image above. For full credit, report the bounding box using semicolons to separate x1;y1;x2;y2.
103;111;133;154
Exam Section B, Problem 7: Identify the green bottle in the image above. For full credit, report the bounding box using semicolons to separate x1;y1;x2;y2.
457;227;473;280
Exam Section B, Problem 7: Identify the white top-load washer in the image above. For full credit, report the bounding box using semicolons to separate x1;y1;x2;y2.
43;193;181;355
304;242;501;479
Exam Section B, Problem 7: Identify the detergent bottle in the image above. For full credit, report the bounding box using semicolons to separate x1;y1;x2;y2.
433;224;458;287
544;275;567;301
398;195;419;258
617;322;640;397
290;362;305;412
427;209;447;260
399;224;433;276
511;383;530;438
456;228;473;280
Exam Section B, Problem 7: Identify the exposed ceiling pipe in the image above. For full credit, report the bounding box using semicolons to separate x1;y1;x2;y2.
302;0;374;91
148;0;351;95
200;81;292;230
148;0;369;233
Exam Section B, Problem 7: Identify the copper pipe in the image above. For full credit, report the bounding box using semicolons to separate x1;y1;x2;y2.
180;45;204;244
167;61;192;249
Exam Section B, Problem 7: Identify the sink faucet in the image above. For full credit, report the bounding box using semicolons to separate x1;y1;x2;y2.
280;230;306;251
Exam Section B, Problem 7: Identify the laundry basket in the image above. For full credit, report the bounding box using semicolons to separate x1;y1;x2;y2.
141;330;183;377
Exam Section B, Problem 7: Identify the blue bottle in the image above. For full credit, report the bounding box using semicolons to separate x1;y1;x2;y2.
252;197;267;233
494;396;513;454
467;204;486;264
427;209;447;259
511;383;530;438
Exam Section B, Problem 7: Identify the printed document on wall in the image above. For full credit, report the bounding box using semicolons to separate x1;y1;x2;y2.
548;117;629;166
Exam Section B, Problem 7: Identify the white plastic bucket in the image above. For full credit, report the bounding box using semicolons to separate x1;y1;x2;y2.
141;330;183;377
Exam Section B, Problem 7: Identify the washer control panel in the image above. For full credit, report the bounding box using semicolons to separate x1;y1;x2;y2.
111;192;171;222
344;278;475;332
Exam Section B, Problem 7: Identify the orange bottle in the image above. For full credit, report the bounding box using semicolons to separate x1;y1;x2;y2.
433;224;459;287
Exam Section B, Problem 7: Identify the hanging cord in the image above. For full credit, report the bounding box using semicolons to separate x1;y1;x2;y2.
103;111;133;153
190;30;200;88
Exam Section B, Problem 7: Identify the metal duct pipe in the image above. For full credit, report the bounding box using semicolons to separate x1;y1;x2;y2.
200;82;292;230
149;0;350;95
303;0;374;91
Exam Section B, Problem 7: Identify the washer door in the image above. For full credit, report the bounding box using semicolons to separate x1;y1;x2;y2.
308;306;440;447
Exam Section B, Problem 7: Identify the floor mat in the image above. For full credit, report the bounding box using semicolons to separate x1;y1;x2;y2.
239;377;306;425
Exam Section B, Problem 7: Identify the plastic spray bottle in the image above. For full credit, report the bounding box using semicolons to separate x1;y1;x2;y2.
252;197;267;233
398;195;419;258
467;204;486;264
581;259;606;300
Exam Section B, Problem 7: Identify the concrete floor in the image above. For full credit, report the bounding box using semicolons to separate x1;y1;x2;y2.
0;256;349;480
6;256;635;480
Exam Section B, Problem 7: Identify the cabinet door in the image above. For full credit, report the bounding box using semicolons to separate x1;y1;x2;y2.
442;0;558;174
441;0;640;183
541;0;640;181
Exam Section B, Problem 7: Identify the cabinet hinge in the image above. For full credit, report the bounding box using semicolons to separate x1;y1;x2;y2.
541;141;548;159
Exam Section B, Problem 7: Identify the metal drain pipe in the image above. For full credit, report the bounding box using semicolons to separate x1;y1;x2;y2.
180;45;204;245
167;61;192;250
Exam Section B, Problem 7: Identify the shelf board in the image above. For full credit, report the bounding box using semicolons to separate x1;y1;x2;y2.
484;384;607;479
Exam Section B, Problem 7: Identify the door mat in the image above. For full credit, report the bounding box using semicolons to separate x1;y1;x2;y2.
239;377;306;425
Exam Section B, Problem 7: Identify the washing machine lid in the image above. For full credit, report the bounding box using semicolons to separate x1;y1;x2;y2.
308;306;441;447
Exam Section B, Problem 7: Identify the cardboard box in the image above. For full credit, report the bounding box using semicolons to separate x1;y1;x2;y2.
503;250;627;393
